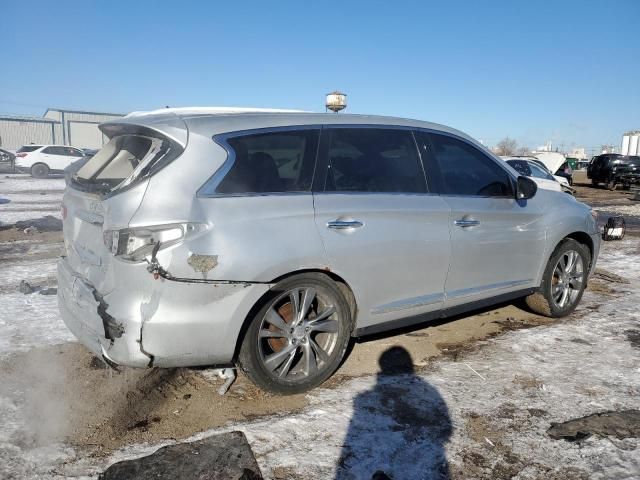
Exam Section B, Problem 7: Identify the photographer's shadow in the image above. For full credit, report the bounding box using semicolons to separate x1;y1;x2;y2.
336;347;452;480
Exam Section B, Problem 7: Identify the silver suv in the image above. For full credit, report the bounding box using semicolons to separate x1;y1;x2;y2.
58;108;600;394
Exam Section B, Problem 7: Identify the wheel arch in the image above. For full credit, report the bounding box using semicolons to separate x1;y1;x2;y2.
232;268;358;362
564;231;594;265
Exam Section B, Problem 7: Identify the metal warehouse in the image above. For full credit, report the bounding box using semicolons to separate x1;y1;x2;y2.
0;108;124;150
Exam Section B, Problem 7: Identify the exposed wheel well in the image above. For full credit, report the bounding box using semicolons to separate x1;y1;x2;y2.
232;269;358;362
565;231;594;262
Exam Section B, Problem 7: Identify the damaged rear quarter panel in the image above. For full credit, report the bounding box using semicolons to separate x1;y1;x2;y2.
102;258;271;367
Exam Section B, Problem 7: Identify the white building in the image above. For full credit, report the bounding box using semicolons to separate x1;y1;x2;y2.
621;131;640;156
0;108;124;150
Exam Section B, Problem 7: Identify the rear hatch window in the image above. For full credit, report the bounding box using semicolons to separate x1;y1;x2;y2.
17;145;42;153
71;131;182;196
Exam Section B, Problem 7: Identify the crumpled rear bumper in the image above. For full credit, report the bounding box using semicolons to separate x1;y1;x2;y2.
57;257;271;368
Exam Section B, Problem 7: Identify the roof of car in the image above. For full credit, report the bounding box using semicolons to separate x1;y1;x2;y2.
111;107;478;148
125;107;308;118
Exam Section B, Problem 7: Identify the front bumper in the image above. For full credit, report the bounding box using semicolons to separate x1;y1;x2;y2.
57;257;271;368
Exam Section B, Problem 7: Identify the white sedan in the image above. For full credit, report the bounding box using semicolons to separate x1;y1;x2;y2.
15;144;85;178
503;157;568;193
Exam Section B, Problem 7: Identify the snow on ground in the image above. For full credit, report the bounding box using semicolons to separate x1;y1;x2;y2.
0;260;72;357
0;174;66;192
43;239;638;480
0;174;638;479
594;203;640;217
0;174;64;225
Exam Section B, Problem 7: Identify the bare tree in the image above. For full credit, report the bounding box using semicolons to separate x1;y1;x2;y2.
517;146;530;156
495;137;518;156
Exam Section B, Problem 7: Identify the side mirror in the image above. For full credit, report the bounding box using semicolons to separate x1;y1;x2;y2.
516;176;537;200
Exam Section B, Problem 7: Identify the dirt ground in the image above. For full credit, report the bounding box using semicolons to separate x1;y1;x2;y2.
1;173;638;465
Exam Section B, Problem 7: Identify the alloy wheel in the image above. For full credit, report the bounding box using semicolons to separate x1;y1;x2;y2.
551;250;584;309
257;287;340;380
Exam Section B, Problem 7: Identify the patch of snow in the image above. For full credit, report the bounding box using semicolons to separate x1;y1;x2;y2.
0;175;65;193
83;240;640;480
1;237;639;479
0;175;64;224
594;203;640;217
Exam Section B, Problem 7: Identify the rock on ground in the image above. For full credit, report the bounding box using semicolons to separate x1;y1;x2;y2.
99;431;263;480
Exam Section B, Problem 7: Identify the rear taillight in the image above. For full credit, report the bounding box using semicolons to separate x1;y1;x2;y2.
16;153;27;158
103;223;208;262
61;204;67;220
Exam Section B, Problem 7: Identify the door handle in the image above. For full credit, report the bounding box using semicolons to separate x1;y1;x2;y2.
327;220;364;230
454;219;480;227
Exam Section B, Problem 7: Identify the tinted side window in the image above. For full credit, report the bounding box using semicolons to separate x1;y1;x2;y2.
506;160;531;176
215;129;319;194
64;147;82;156
429;134;512;197
43;146;67;155
324;128;426;193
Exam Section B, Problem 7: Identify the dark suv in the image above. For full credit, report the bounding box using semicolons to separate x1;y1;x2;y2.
587;154;633;190
615;156;640;189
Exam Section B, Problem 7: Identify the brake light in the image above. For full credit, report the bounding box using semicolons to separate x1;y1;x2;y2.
16;153;27;158
103;223;208;262
61;204;67;220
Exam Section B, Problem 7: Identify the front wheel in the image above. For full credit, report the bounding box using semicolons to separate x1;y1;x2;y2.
525;239;590;317
238;273;352;394
606;177;617;191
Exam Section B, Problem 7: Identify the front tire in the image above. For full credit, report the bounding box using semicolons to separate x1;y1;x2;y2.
238;273;352;394
526;239;590;317
30;163;50;178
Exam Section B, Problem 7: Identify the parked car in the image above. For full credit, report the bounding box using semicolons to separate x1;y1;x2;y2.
502;157;565;193
501;156;572;188
81;148;99;158
613;156;640;190
15;144;85;177
58;108;600;394
0;147;16;172
534;152;573;185
587;153;631;190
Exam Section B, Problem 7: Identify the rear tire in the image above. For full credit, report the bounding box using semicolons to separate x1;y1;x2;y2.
238;273;352;395
525;239;590;318
30;163;50;178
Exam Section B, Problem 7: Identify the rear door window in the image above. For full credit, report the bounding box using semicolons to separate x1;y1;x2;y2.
323;128;427;193
426;133;513;197
211;129;320;194
42;146;67;155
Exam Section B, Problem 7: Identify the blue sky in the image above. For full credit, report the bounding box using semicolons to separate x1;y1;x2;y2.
2;0;638;151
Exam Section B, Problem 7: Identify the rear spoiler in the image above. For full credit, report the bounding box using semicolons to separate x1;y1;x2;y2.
99;112;188;149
